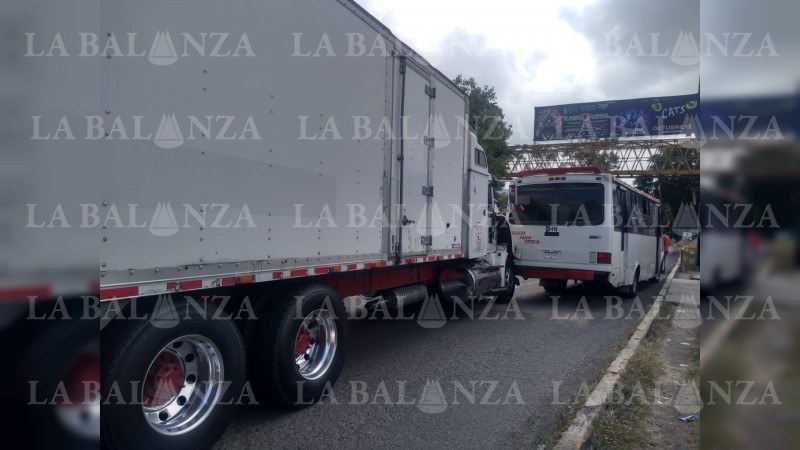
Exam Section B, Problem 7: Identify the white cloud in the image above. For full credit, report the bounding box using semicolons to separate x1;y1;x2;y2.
356;0;699;143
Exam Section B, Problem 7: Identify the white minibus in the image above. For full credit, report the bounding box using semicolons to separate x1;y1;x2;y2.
508;167;662;296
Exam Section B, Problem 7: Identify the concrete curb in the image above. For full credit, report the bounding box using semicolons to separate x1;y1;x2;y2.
553;259;681;450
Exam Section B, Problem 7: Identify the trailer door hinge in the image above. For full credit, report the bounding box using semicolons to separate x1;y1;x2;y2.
421;235;432;246
422;185;434;197
425;85;436;98
423;136;435;147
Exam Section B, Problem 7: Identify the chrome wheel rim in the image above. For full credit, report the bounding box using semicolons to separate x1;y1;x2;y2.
294;309;338;380
141;335;224;436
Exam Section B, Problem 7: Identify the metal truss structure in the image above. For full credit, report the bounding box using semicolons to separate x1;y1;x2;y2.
507;138;700;177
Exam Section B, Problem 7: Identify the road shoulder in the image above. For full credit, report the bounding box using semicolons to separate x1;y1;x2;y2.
553;260;682;450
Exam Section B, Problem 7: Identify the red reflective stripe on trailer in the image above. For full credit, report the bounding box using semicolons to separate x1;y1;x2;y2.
167;280;203;291
100;257;453;301
0;285;52;301
181;280;202;290
518;268;596;281
100;286;139;300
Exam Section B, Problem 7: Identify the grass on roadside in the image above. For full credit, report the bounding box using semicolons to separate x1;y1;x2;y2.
588;340;664;449
587;302;677;449
540;347;621;449
685;329;700;382
685;328;701;447
647;302;678;342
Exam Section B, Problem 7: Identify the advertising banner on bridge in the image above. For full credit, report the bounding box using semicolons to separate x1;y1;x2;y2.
533;94;699;141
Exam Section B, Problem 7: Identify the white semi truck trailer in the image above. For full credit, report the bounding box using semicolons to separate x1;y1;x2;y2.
85;1;516;448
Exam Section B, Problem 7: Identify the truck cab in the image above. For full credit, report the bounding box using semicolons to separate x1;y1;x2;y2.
466;132;495;259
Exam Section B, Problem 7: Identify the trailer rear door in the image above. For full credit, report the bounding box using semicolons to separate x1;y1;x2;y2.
398;59;433;256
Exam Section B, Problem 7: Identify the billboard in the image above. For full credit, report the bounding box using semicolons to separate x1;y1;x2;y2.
533;94;699;141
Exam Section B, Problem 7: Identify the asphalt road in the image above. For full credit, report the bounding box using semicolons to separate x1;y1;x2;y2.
217;251;678;449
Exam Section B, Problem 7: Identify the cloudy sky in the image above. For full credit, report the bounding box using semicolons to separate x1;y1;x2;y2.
358;0;701;144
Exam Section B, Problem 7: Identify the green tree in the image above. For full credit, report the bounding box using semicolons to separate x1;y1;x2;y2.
495;191;509;212
453;75;513;177
635;147;699;230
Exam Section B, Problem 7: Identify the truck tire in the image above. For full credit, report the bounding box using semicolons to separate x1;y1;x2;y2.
101;298;246;450
495;264;516;304
22;310;99;449
251;284;347;406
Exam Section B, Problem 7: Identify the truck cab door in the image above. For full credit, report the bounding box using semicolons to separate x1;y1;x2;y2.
467;139;491;259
